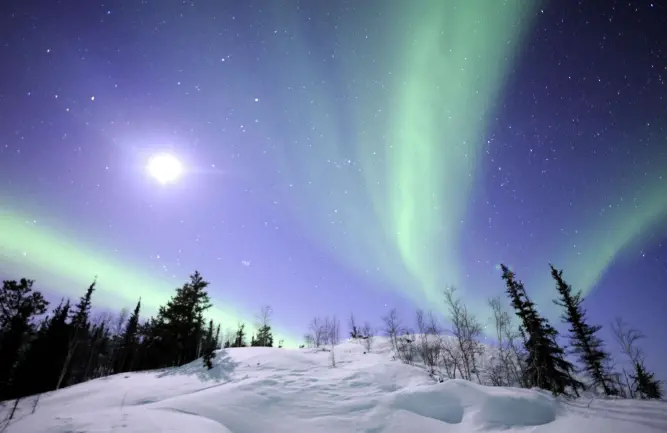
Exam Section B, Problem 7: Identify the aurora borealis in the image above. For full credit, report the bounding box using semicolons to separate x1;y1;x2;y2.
1;1;666;375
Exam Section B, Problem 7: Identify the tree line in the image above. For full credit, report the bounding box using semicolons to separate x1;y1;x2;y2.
303;263;662;400
0;263;661;404
0;271;276;402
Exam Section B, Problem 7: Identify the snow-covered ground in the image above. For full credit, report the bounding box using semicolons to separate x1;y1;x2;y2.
2;338;666;433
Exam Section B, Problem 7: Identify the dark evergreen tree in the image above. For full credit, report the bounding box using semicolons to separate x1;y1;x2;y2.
551;265;617;395
83;320;111;380
202;347;216;369
214;324;221;348
501;265;583;396
201;319;217;369
233;323;247;347
115;299;141;373
71;280;96;328
13;299;71;397
0;278;49;399
57;279;97;389
134;317;163;370
255;324;274;347
631;359;663;399
148;271;212;367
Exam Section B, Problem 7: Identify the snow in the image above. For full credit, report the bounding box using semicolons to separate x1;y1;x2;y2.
2;338;666;433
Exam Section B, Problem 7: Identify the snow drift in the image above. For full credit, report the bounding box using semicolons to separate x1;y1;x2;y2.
2;338;666;433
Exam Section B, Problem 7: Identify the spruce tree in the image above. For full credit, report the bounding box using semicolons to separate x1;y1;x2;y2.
255;324;274;347
0;278;49;399
71;280;96;328
500;265;583;396
116;299;141;373
233;323;247;347
152;271;212;367
631;359;663;399
214;324;221;348
13;299;71;396
57;279;97;389
201;319;217;369
551;265;617;395
82;320;110;381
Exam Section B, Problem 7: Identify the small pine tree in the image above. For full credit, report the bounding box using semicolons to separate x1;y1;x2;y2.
233;323;247;347
255;324;274;347
214;324;221;348
70;280;96;328
57;279;97;389
153;271;213;367
631;360;663;400
551;265;617;395
202;347;216;369
116;298;141;373
201;319;217;370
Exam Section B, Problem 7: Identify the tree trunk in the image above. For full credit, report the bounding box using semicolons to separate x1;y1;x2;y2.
56;340;78;390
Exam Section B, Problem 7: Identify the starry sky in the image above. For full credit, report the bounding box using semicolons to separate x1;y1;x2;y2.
1;1;666;376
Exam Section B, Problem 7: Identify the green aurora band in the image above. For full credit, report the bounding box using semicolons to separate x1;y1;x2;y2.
271;0;667;318
0;208;266;340
273;1;541;315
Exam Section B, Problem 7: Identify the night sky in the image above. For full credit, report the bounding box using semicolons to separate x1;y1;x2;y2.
1;1;666;377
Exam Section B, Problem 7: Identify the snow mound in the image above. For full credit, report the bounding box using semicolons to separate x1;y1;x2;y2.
2;338;666;433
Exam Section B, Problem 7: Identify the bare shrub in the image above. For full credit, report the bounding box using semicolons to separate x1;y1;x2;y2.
443;287;482;382
381;308;402;354
348;313;360;339
416;309;442;375
222;328;235;348
396;328;417;364
487;297;524;386
325;316;340;367
611;317;645;398
305;317;327;348
440;337;462;379
360;322;374;353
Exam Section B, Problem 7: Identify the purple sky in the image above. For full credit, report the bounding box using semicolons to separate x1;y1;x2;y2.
1;1;666;379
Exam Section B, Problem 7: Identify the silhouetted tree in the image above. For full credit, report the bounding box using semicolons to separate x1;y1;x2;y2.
551;265;617;395
381;308;402;354
610;317;646;398
201;319;217;369
631;359;663;399
57;279;97;389
443;287;483;382
114;299;141;373
13;299;71;396
254;305;274;347
233;323;247;347
349;313;360;339
151;271;213;367
0;278;49;398
501;265;583;396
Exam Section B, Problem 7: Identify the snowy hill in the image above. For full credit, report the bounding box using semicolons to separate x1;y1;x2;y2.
2;338;666;433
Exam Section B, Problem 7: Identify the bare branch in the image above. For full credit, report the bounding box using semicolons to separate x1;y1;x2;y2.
443;287;482;381
360;322;374;353
256;305;272;329
381;308;402;354
348;313;360;339
611;317;644;364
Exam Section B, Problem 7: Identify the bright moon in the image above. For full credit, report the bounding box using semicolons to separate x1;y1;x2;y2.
147;153;183;184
